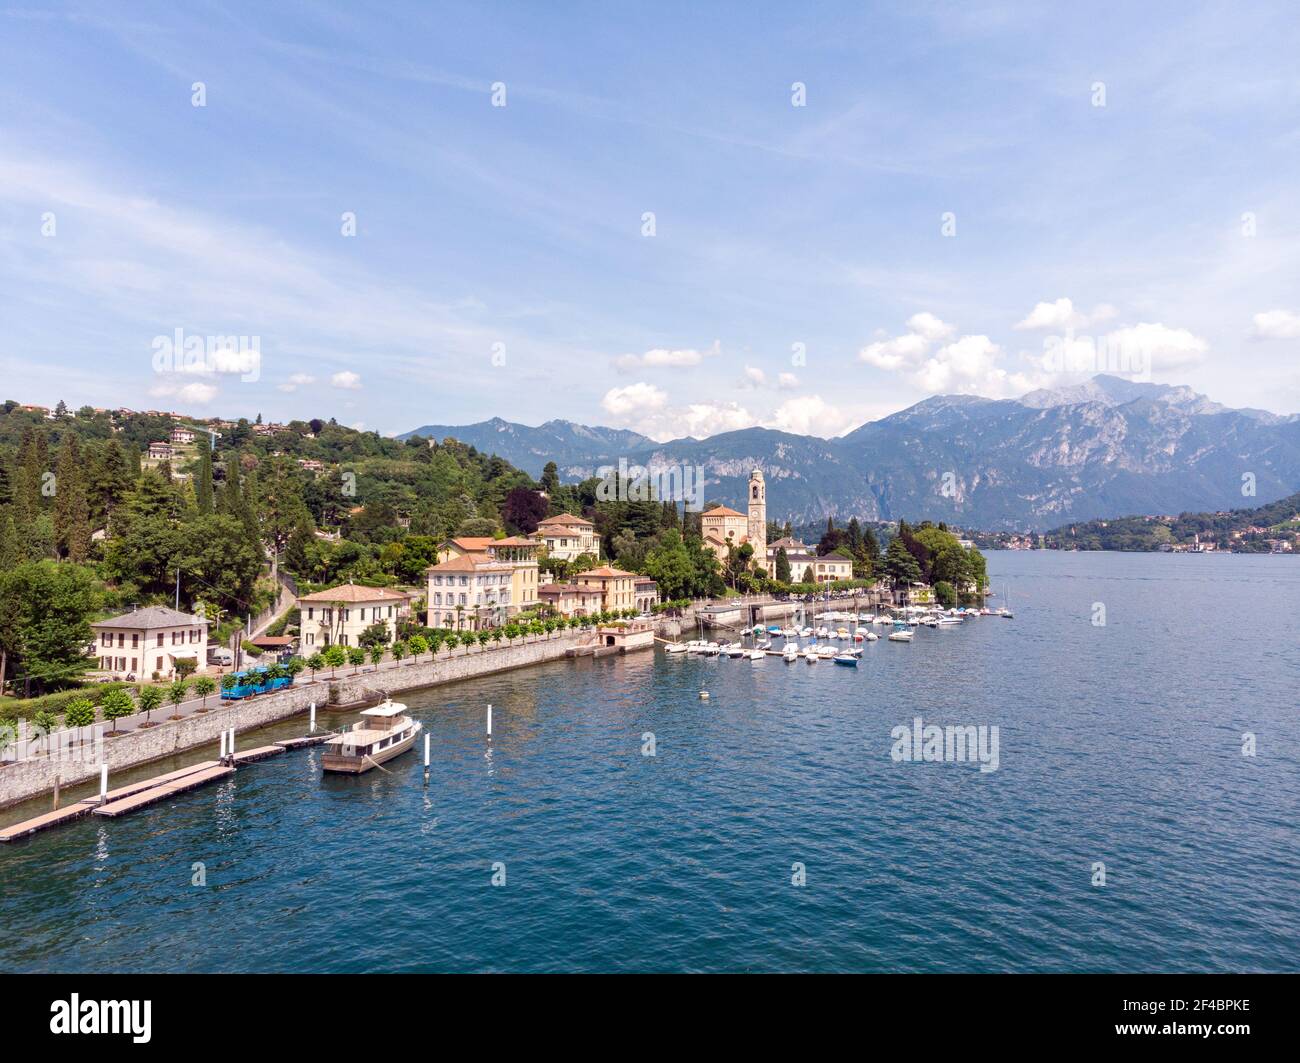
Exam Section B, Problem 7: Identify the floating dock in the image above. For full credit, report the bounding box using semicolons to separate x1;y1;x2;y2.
0;759;227;840
230;744;286;765
93;764;235;818
0;734;318;842
274;734;332;750
0;801;96;842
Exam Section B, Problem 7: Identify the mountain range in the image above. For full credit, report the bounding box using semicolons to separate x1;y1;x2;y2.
400;376;1300;531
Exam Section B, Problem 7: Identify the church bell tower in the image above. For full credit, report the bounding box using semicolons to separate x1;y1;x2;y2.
747;468;767;571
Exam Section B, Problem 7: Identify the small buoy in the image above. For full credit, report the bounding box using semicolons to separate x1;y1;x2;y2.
699;691;710;700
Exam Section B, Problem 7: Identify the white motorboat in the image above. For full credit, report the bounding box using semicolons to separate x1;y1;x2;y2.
747;649;766;661
887;623;913;643
663;641;689;653
783;644;800;662
322;700;421;775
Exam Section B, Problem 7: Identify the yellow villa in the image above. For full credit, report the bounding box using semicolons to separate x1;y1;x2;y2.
297;583;412;649
574;565;636;612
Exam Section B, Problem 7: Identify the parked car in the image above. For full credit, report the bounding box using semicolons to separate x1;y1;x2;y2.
209;647;234;666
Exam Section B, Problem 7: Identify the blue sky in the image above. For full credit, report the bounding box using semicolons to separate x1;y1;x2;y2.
2;1;1298;439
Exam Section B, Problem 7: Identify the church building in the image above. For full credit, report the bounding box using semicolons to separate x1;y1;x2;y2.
700;469;767;572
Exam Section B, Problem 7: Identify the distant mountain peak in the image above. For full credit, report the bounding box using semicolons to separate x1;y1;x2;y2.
398;375;1300;530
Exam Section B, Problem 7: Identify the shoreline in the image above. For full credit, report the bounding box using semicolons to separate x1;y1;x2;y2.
0;631;592;815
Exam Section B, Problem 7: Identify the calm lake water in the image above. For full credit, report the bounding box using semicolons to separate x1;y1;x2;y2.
2;551;1297;972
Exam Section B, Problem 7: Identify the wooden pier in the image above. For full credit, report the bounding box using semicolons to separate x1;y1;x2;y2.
275;734;331;749
230;744;286;765
0;759;227;841
0;801;96;842
0;732;319;842
93;764;235;818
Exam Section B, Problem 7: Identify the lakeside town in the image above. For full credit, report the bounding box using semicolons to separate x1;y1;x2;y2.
0;400;989;748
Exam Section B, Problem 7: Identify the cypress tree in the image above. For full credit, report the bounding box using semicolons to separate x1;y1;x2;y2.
53;434;91;562
194;434;214;514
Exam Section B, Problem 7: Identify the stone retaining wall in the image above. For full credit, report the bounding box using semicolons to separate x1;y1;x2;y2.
0;633;583;810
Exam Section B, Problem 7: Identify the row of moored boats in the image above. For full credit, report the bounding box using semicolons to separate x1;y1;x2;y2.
662;606;1011;665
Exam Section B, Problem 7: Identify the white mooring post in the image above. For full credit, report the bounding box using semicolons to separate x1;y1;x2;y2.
310;701;316;733
228;728;235;759
487;704;492;739
219;730;227;759
99;763;108;805
423;733;431;784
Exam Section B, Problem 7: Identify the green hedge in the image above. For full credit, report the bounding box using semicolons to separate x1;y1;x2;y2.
0;682;135;723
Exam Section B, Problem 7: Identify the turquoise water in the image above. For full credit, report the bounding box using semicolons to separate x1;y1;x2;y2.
1;551;1297;972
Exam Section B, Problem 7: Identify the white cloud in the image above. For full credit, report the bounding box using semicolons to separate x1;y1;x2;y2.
858;330;931;370
862;313;1040;397
1105;322;1208;371
1015;298;1077;331
914;335;1034;397
1251;309;1300;340
777;371;799;390
858;312;956;370
741;365;767;387
601;381;856;440
149;380;218;404
278;372;316;393
769;395;853;436
601;381;668;418
1014;298;1120;331
906;311;956;343
331;370;362;390
613;342;717;372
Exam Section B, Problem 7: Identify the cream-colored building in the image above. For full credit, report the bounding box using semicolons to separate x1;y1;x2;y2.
574;565;636;612
633;577;660;614
786;553;854;584
297;583;412;648
90;605;209;679
485;536;541;615
426;554;515;630
538;582;606;618
535;513;599;561
436;535;540;616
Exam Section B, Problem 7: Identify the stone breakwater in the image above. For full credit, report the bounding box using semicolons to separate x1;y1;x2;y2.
0;633;584;810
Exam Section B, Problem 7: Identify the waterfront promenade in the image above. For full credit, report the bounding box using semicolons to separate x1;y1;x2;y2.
0;629;586;812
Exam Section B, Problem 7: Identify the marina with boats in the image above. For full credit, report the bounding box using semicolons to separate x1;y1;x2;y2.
660;601;1011;662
